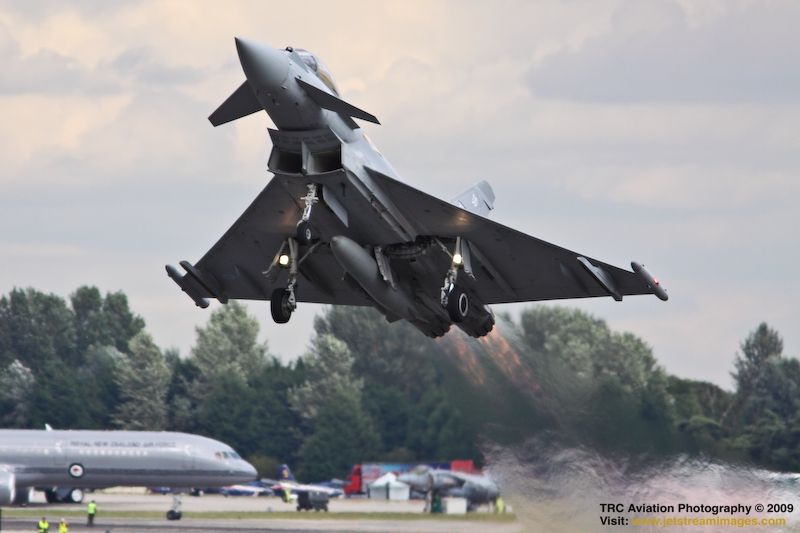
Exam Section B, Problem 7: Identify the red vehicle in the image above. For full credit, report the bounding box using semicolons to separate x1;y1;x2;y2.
344;460;477;495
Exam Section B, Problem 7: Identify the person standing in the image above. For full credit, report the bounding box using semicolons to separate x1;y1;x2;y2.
58;518;69;533
37;516;49;532
86;500;97;526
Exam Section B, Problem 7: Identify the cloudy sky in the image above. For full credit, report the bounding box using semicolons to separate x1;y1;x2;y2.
1;0;797;388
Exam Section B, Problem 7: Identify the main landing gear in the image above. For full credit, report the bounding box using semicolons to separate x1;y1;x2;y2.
440;237;470;323
269;238;299;324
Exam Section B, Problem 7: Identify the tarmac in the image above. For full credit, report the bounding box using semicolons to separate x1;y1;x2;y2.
0;491;520;532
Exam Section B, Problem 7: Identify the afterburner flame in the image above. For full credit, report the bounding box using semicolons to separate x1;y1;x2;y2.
480;325;541;398
438;333;486;386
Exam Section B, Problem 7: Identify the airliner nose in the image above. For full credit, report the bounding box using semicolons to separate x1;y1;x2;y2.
243;460;258;480
235;37;290;89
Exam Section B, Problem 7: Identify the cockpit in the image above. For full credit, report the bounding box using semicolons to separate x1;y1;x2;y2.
214;450;242;460
295;48;340;96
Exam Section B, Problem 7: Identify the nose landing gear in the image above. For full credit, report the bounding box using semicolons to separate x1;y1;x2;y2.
296;184;319;245
166;494;182;520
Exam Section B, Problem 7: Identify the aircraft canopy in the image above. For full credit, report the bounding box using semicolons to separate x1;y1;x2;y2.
296;49;340;96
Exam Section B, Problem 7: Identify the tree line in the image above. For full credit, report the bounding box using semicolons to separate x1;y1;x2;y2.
0;286;797;479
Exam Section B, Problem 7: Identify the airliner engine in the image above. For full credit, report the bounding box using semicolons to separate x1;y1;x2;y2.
0;469;16;505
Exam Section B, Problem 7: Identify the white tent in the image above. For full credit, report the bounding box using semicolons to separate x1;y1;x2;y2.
367;472;411;500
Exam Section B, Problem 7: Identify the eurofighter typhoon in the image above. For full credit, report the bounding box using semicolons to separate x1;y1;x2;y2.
167;38;668;338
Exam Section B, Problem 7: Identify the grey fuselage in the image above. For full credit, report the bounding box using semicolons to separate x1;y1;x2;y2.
0;429;257;490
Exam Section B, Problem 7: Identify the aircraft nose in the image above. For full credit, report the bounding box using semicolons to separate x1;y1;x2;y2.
235;37;290;89
243;460;258;480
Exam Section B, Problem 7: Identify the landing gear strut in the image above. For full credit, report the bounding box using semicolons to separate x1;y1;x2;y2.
166;494;182;520
440;237;469;323
296;184;319;245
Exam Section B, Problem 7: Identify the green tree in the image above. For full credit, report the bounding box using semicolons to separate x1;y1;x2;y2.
289;334;363;422
247;359;306;467
194;369;256;455
0;288;77;370
297;390;380;480
406;388;478;460
732;323;784;395
314;307;438;394
78;345;124;427
191;302;266;382
70;286;144;355
165;353;201;432
0;359;35;427
518;306;676;451
29;358;91;428
114;332;170;430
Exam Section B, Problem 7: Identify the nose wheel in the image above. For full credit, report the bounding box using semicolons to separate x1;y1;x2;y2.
296;220;315;245
167;494;183;520
296;184;319;245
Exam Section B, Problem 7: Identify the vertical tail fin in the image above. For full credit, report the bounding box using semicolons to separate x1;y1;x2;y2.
278;464;296;481
451;180;495;217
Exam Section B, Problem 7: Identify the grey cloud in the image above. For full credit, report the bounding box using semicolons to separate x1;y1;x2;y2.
0;23;206;94
527;1;800;103
0;0;142;22
0;24;119;94
107;47;205;85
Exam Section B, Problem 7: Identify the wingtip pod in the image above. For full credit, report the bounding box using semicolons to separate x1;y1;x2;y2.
631;262;668;301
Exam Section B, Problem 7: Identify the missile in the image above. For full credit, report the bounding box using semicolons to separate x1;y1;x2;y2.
330;235;416;319
631;262;668;301
165;264;209;308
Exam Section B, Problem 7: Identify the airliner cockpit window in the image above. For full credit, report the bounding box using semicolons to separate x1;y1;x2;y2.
295;48;340;96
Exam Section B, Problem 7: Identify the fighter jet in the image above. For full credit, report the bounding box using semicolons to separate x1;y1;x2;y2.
0;428;257;519
269;463;343;504
397;465;500;510
166;38;668;338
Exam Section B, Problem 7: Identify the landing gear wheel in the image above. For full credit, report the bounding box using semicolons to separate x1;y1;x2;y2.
296;221;315;245
271;288;293;324
166;510;182;520
68;488;84;504
446;287;469;323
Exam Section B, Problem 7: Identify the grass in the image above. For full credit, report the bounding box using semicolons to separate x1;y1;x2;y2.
2;508;516;522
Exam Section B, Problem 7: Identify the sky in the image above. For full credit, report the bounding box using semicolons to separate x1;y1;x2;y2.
1;0;797;389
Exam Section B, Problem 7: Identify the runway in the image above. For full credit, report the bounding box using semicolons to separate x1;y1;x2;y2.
0;491;519;532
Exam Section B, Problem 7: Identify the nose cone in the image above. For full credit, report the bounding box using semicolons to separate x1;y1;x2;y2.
243;460;258;480
235;37;290;89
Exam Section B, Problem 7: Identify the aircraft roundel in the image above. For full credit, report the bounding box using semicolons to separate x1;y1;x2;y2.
68;463;85;478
